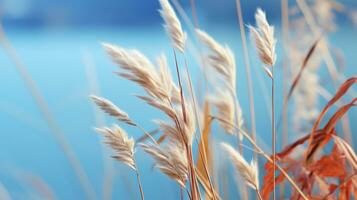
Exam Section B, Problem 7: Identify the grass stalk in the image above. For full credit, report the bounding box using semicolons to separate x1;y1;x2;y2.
83;52;115;200
133;162;145;200
255;186;263;200
173;49;187;123
189;0;199;28
296;0;340;85
172;50;201;200
280;0;289;197
0;23;96;200
184;56;217;200
271;67;276;200
235;0;257;161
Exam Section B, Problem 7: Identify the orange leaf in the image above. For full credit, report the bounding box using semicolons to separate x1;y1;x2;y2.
307;76;357;162
323;98;357;133
309;77;357;141
310;146;346;177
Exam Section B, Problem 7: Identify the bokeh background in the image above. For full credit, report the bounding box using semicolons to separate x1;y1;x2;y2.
0;0;356;199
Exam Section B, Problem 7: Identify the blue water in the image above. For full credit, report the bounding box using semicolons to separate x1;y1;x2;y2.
0;25;356;199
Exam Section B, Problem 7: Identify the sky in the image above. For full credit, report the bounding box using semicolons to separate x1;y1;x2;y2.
3;0;356;28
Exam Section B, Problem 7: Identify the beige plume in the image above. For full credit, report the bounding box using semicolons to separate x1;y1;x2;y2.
159;0;186;52
140;143;188;187
221;143;259;190
249;8;276;67
96;125;136;170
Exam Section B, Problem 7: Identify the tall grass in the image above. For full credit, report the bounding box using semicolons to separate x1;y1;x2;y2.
91;0;357;199
1;0;356;199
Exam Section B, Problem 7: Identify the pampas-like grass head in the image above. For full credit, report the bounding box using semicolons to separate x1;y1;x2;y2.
196;29;236;90
159;0;186;52
221;143;259;190
211;90;243;134
90;95;135;126
96;125;136;170
140;142;188;187
102;43;176;102
249;8;276;67
156;54;181;103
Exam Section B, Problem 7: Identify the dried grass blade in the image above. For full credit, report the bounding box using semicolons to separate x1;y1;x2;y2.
285;39;320;102
157;132;168;144
195;168;222;200
173;49;187;123
307;76;357;162
323;98;357;133
333;136;357;170
0;24;96;200
196;101;212;191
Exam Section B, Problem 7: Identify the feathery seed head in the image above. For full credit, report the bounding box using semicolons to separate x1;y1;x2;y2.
211;91;243;134
156;54;181;103
90;95;136;126
159;0;186;52
96;125;136;170
176;102;196;145
102;43;173;101
196;29;236;89
249;8;276;67
221;143;259;189
140;143;188;187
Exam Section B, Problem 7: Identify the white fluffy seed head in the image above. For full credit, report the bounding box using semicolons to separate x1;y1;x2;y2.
96;125;136;170
196;29;236;90
159;0;186;52
221;143;259;189
249;8;276;67
91;95;136;126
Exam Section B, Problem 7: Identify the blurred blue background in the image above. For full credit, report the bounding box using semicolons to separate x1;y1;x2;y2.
0;0;356;199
